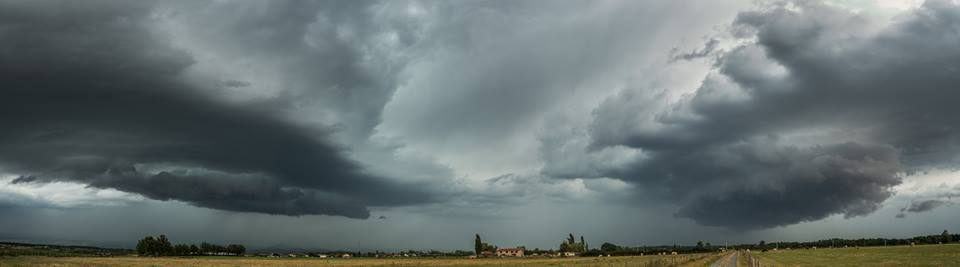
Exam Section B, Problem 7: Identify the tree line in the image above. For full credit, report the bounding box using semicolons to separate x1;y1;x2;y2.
474;233;590;256
0;242;130;257
737;230;957;251
559;233;587;253
135;235;245;256
470;230;958;257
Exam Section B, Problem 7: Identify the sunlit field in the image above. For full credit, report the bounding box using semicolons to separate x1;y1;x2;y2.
746;244;960;267
0;253;726;267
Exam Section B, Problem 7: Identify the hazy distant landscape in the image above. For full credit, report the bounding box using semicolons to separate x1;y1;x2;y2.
2;231;958;266
0;254;717;267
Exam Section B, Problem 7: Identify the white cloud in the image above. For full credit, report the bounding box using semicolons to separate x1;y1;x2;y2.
0;175;143;208
894;169;960;198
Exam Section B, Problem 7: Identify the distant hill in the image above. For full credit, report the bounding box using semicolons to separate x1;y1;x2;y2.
0;241;132;257
248;244;319;254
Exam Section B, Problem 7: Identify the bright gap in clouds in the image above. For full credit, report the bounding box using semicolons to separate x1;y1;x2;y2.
0;175;142;208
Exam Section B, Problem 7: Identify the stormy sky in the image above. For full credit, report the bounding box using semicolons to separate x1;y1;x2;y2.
2;0;959;250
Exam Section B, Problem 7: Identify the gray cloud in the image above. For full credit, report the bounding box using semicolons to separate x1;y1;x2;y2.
904;200;948;213
670;38;721;62
585;0;960;229
156;0;420;141
669;142;902;230
377;0;742;178
152;0;460;190
0;0;433;218
895;199;950;218
5;0;960;248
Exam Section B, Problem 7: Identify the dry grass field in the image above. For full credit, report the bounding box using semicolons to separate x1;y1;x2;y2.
746;244;960;267
0;253;726;267
5;245;958;266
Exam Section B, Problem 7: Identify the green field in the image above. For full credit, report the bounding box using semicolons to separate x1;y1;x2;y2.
747;244;960;266
0;253;725;267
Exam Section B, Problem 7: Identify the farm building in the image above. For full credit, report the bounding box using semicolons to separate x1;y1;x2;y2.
495;247;525;257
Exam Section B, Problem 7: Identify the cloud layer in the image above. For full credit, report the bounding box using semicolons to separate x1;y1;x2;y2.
582;0;960;229
3;0;960;234
0;0;432;218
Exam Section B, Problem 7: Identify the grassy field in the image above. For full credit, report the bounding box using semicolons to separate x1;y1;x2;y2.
0;253;727;267
5;245;957;266
747;244;960;267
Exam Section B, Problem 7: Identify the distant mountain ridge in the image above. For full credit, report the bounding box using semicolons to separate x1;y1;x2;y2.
0;241;132;256
248;244;324;254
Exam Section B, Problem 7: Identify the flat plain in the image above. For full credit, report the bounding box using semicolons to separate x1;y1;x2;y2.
0;253;724;267
747;244;960;267
4;245;958;266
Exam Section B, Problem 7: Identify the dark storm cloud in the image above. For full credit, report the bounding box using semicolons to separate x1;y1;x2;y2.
159;0;421;140
664;142;901;230
0;0;432;218
14;170;372;218
904;200;948;213
587;0;960;229
895;199;950;218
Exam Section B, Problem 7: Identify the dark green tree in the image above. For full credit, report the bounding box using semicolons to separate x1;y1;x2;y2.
134;235;245;257
475;234;482;256
135;235;175;256
943;230;952;243
157;235;172;256
135;236;154;256
559;234;585;253
600;242;619;252
226;244;245;256
200;242;213;255
212;244;225;255
173;244;189;256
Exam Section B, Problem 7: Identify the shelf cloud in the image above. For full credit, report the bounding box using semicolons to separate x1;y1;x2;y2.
0;0;433;219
